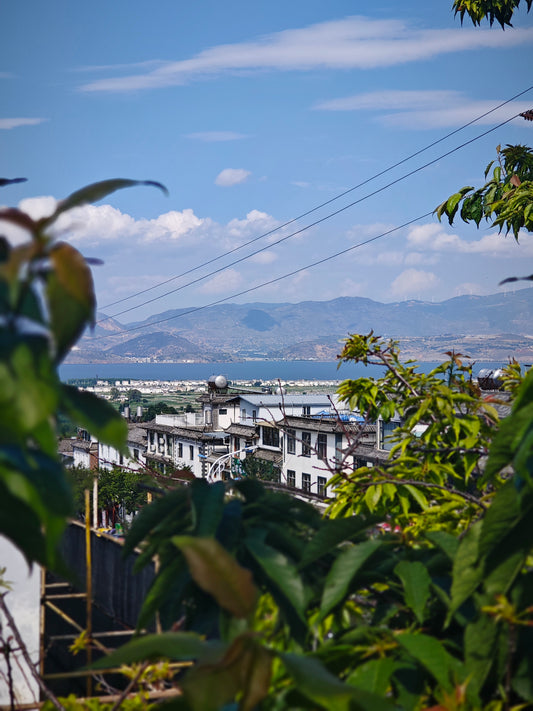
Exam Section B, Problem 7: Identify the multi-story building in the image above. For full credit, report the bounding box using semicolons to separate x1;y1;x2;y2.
62;378;388;504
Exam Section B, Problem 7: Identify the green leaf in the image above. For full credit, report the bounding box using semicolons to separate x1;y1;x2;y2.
321;540;382;619
245;537;307;621
394;560;431;624
347;658;399;695
464;613;499;698
44;178;168;226
124;486;190;558
364;484;382;512
0;448;72;518
191;479;226;536
90;631;215;669
300;515;375;568
397;633;459;692
279;653;394;711
60;384;127;450
449;520;483;619
425;530;459;560
173;536;258;619
0;479;48;566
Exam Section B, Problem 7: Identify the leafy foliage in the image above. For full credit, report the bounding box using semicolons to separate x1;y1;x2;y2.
435;144;533;238
329;333;504;534
0;179;165;568
452;0;532;26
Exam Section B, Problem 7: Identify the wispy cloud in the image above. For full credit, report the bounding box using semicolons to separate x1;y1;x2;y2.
0;117;47;130
72;59;167;73
78;17;533;93
390;268;440;298
185;131;249;142
215;168;251;187
314;89;533;128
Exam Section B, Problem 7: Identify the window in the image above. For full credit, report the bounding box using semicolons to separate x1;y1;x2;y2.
286;428;296;454
287;470;296;487
189;445;194;460
262;426;280;448
302;473;311;492
133;448;139;460
178;443;183;458
317;476;327;497
335;433;343;465
301;431;311;457
234;437;240;453
252;410;257;422
241;408;246;422
302;405;311;416
380;420;398;451
219;408;227;415
317;433;327;461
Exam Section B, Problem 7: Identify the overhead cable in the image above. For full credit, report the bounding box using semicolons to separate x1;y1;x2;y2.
98;85;533;318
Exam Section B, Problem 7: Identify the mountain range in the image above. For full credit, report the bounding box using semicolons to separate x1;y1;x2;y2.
69;288;533;363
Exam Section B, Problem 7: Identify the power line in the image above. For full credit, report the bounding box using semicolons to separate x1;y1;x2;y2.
99;107;526;324
89;209;432;342
98;85;533;317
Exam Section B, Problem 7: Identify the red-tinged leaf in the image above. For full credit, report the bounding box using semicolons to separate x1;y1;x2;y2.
0;207;36;232
182;634;272;711
47;243;95;360
45;178;168;225
50;242;95;314
172;536;258;619
510;174;522;187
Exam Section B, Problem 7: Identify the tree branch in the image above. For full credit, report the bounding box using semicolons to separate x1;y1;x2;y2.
0;594;66;711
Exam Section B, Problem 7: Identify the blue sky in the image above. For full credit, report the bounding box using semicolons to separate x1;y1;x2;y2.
1;1;533;323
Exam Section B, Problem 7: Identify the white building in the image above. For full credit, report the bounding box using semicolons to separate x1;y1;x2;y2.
99;424;147;473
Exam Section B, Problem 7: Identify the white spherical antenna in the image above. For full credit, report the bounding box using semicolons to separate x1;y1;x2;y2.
214;374;228;389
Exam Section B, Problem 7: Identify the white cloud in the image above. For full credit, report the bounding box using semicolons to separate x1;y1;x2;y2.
55;204;138;245
405;222;533;257
78;17;533;93
404;251;439;266
18;196;57;219
200;268;243;294
0;118;47;130
336;277;369;297
390;268;440;298
184;131;248;142
315;90;533;129
215;168;251;187
106;274;171;295
249;250;278;265
142;209;206;242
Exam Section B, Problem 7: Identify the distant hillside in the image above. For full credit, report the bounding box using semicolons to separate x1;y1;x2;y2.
71;288;533;363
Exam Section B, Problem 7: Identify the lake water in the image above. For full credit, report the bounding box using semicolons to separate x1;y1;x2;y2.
59;360;504;382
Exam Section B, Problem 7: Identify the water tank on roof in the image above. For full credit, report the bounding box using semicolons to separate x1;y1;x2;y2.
136;406;143;419
123;405;130;420
275;386;286;395
208;374;228;391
